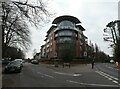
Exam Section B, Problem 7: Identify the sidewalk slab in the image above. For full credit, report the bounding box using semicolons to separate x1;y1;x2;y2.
42;63;96;73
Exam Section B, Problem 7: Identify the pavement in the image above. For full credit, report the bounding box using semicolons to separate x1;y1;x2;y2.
40;63;95;73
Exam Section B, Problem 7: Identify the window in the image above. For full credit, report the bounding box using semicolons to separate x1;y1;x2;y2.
46;39;50;43
50;42;52;46
58;20;74;27
55;34;58;37
50;48;52;52
80;46;82;51
58;30;72;36
79;34;81;39
59;37;71;43
76;34;78;37
51;36;52;40
47;44;49;48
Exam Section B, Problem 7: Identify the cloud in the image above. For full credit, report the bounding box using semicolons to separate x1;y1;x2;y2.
26;0;119;58
78;2;118;55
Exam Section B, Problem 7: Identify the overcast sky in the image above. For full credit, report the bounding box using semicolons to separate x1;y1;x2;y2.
26;0;119;59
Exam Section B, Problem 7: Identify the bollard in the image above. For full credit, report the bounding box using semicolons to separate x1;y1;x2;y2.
116;61;119;68
54;62;58;68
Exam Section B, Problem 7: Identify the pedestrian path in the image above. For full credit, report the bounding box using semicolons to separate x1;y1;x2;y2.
44;63;95;73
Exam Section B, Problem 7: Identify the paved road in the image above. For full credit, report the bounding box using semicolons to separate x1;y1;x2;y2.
95;63;119;79
95;63;120;85
2;62;120;87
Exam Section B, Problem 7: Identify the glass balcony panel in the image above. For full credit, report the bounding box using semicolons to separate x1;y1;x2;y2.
58;20;75;27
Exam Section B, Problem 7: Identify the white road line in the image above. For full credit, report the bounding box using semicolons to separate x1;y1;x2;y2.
96;71;111;79
73;74;81;77
37;72;54;78
95;71;118;81
95;71;120;85
108;66;114;69
108;78;113;81
66;80;119;87
113;80;119;84
54;72;81;76
54;72;73;76
100;71;118;81
31;67;54;78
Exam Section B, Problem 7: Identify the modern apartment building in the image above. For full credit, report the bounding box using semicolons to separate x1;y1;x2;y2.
41;15;91;60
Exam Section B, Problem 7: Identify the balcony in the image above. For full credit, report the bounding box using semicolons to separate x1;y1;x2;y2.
54;26;79;33
54;35;77;40
54;30;78;39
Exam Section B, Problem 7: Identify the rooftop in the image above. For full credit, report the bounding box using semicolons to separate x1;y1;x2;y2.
52;15;81;24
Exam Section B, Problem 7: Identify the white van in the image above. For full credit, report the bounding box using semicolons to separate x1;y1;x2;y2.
110;59;115;64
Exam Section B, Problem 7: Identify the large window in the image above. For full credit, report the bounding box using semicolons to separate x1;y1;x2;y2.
58;20;74;27
55;30;77;37
59;37;71;43
59;30;72;36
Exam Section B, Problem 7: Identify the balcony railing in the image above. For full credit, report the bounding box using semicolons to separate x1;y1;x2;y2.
54;26;79;32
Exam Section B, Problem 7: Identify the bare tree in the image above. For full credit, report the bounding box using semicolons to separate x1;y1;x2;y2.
1;0;52;58
2;2;31;58
94;43;99;59
103;20;120;63
33;49;37;57
103;21;120;47
2;3;31;48
13;0;51;27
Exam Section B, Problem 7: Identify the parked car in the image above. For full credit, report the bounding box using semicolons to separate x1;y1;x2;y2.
2;59;10;65
4;60;23;73
14;59;24;67
31;60;39;64
15;59;25;63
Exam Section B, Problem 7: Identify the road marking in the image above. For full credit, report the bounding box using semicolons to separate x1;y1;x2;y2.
95;71;118;81
105;64;113;68
54;72;73;76
54;72;81;77
37;72;54;78
66;80;119;87
73;73;81;77
108;66;114;69
95;71;119;85
108;78;113;81
30;66;54;78
113;80;119;84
